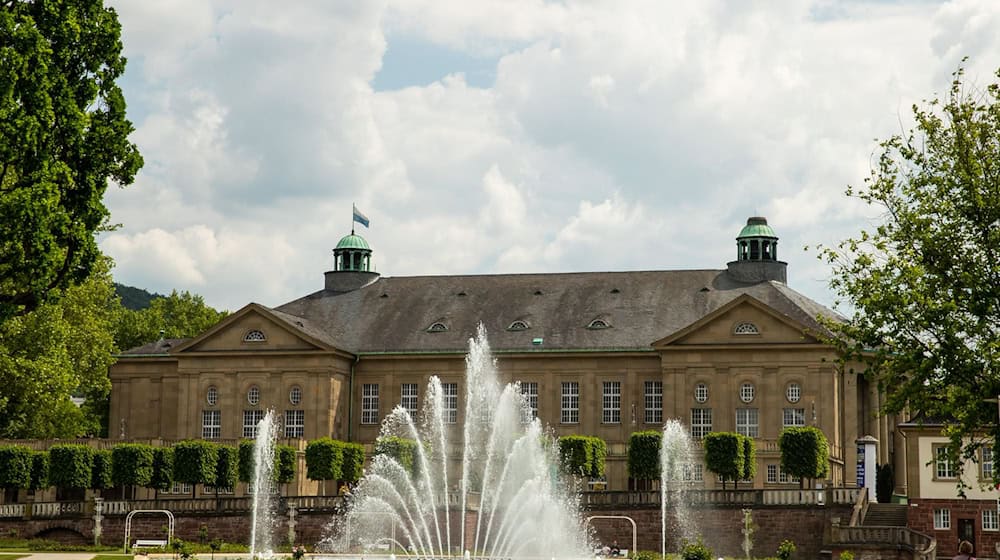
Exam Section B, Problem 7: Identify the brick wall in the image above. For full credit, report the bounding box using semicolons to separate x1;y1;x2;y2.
908;498;999;559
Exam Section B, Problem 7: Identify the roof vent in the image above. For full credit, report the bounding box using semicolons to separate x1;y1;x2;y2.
534;290;543;296
457;291;467;297
610;288;620;294
380;293;389;298
699;287;710;292
532;337;543;345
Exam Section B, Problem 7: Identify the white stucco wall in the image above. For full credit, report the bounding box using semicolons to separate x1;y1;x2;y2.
919;436;997;499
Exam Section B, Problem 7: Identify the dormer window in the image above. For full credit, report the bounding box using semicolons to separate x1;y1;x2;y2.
244;329;267;342
733;322;759;335
507;320;529;331
427;322;449;333
587;319;610;330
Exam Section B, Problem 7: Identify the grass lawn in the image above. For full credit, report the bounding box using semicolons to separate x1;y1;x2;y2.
0;554;28;560
92;556;133;560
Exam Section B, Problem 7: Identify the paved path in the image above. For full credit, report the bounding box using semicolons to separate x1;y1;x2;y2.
16;554;113;560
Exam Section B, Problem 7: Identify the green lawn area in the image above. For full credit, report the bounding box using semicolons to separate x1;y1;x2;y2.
0;554;28;560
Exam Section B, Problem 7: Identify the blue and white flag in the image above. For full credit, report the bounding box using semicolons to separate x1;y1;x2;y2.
352;204;370;228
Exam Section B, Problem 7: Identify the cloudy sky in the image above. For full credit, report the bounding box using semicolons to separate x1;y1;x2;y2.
100;0;1000;313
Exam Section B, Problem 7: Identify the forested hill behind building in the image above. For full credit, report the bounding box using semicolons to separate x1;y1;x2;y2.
114;283;164;310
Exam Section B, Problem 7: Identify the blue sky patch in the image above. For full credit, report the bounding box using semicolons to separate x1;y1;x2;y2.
374;35;498;90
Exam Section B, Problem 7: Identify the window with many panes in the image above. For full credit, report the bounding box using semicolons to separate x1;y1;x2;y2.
768;464;800;483
779;465;800;483
645;381;663;424
243;409;265;438
935;446;955;479
682;463;704;482
984;509;999;531
736;408;759;437
361;384;379;425
934;508;951;529
783;408;806;428
561;382;580;424
983;446;993;480
247;385;260;405
166;482;193;494
202;410;221;439
690;408;712;438
694;383;709;403
603;381;621;424
285;409;304;438
442;383;458;423
766;464;778;483
520;382;538;420
401;383;419;417
740;382;755;403
785;383;801;403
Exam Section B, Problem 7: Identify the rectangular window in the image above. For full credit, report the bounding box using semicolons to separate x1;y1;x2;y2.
776;465;800;484
690;408;712;439
166;481;192;495
602;381;621;424
401;383;419;417
645;381;663;424
204;485;234;495
243;409;265;438
782;408;806;428
442;382;458;424
285;410;304;438
935;446;955;479
682;463;703;482
361;383;379;425
983;446;994;480
984;509;999;531
736;408;759;438
767;464;778;483
934;508;951;530
202;410;221;439
561;382;580;424
520;382;538;420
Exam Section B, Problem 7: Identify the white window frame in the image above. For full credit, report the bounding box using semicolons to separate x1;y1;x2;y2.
694;383;709;403
202;410;221;439
786;383;801;403
690;408;712;439
645;381;663;424
401;383;419;417
783;408;806;428
561;382;580;424
934;508;951;530
243;409;265;438
983;446;994;481
935;446;955;479
442;382;458;424
247;385;260;406
520;382;539;420
206;386;218;406
766;464;778;483
602;381;621;424
289;386;302;405
361;383;379;425
284;409;304;438
739;382;755;403
984;508;999;531
779;465;800;484
736;408;759;438
166;481;192;495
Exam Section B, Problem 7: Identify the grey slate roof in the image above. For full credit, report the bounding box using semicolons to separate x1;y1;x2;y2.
272;269;844;354
120;338;189;355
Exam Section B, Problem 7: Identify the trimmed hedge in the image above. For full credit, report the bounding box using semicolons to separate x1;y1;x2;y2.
557;435;607;478
627;431;661;480
275;446;296;484
173;440;218;488
214;446;239;491
111;443;154;487
340;442;365;483
29;451;49;490
305;438;342;482
741;435;757;484
703;432;743;487
48;444;94;489
150;447;174;491
779;426;830;482
374;436;419;475
0;445;33;488
238;440;255;483
90;449;113;489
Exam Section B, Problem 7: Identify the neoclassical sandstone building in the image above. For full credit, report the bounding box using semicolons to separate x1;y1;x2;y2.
110;217;892;491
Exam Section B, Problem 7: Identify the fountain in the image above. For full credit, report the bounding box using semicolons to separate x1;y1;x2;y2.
659;419;699;558
250;410;279;559
331;324;591;558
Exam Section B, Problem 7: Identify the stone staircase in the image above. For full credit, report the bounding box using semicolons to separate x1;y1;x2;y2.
863;503;909;526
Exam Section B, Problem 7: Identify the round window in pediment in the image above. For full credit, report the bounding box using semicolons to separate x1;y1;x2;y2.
733;322;759;335
244;329;267;342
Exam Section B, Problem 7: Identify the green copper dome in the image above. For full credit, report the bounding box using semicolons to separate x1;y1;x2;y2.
737;216;777;239
335;233;371;251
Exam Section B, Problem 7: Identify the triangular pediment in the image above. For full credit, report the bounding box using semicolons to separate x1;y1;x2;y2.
171;303;339;353
652;294;821;347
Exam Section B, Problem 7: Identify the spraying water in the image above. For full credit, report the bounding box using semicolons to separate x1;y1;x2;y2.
250;410;278;559
333;324;590;558
660;419;699;557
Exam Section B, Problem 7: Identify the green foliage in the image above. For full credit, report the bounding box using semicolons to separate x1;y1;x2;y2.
114;290;228;351
114;284;162;310
776;539;796;560
741;435;757;483
150;447;173;491
703;432;744;487
681;538;713;560
213;446;238;491
29;450;49;490
305;438;342;482
779;427;830;482
374;436;419;475
111;443;153;488
0;0;143;322
0;258;118;438
48;444;93;489
90;449;113;489
0;445;33;488
876;463;894;503
627;431;661;480
238;440;255;483
172;441;217;488
274;445;296;484
631;551;661;560
818;64;1000;487
557;435;607;477
839;551;855;560
340;442;365;483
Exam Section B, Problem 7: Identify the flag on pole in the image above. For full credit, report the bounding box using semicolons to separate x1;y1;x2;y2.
352;204;370;228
